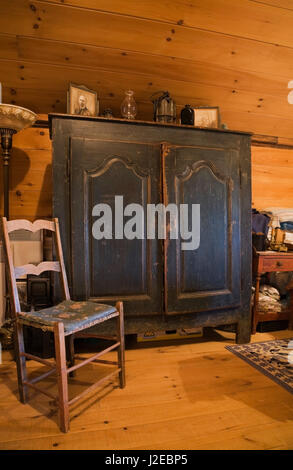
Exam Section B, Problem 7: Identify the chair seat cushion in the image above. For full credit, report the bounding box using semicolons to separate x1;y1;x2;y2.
18;300;118;334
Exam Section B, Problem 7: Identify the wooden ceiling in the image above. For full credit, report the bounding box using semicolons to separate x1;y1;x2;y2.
1;0;293;140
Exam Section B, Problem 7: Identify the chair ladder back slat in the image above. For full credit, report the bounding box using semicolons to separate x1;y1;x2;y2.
1;217;21;314
14;261;61;278
53;218;70;301
6;219;56;234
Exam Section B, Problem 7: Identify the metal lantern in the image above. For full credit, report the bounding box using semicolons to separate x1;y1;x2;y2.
151;91;176;123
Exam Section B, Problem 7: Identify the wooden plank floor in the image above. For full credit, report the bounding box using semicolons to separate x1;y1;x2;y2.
0;329;293;450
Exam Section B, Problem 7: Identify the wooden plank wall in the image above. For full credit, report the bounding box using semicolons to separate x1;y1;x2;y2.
252;145;293;210
0;117;52;220
0;0;293;141
0;118;292;220
1;1;293;218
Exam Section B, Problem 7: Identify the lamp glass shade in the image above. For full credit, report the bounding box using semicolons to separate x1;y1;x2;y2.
0;104;37;131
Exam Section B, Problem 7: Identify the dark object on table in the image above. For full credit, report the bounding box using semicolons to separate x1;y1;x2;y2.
151;91;176;123
252;232;266;251
180;105;194;125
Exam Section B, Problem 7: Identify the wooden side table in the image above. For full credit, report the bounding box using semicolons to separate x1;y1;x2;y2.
252;250;293;334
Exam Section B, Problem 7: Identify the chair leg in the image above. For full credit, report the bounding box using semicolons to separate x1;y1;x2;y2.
66;334;76;378
14;321;28;403
54;322;69;433
116;301;125;388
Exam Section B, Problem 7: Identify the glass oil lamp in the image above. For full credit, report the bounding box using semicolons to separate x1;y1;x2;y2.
121;90;137;120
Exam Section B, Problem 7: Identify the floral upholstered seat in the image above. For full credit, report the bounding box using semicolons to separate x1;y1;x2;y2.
18;300;118;335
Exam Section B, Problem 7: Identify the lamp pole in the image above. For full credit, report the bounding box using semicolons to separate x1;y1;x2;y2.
1;128;16;220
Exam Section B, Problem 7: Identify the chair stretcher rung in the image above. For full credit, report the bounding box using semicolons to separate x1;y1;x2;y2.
73;356;118;366
66;341;120;374
92;359;118;366
29;368;56;385
23;381;58;401
20;352;55;369
68;368;121;407
76;333;117;341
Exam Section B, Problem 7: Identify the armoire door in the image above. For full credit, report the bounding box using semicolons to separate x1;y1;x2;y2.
69;137;162;317
163;143;241;314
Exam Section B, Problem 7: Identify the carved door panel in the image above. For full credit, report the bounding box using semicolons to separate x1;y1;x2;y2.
163;144;241;314
70;137;162;316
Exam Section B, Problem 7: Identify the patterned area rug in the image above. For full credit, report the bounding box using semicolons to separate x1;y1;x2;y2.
226;338;293;394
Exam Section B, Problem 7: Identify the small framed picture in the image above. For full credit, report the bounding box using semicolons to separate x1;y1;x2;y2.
193;106;220;129
67;83;99;117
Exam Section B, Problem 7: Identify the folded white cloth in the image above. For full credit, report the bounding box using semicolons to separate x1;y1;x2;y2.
284;232;293;244
263;207;293;225
256;284;285;313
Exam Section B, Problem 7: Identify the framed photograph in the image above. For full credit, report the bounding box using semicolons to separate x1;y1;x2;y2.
193;106;220;129
67;83;99;117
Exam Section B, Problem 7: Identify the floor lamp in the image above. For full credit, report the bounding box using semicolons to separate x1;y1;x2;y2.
0;104;37;219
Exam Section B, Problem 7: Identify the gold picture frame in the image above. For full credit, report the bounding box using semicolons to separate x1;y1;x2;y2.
193;106;220;129
67;83;99;117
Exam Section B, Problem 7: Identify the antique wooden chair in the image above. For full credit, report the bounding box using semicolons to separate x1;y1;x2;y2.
1;217;125;433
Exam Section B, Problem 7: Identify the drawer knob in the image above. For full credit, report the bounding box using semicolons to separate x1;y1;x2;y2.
276;261;283;267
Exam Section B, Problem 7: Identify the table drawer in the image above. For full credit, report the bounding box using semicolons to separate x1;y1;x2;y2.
262;257;293;272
